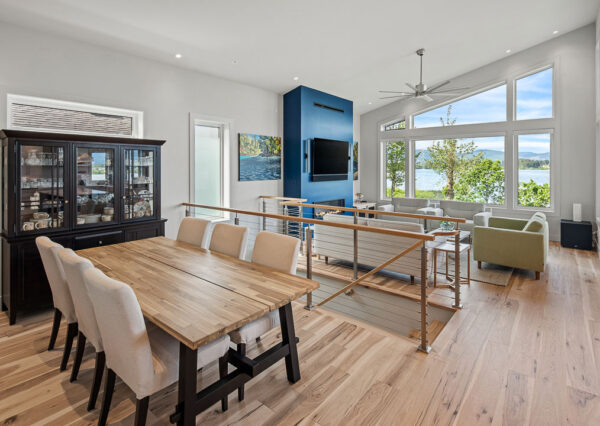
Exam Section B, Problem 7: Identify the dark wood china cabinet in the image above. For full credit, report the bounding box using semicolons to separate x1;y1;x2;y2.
1;130;166;324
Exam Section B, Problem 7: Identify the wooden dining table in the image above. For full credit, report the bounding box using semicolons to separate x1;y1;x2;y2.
77;236;319;426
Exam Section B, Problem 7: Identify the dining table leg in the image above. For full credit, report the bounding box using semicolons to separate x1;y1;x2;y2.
278;302;300;383
177;342;198;426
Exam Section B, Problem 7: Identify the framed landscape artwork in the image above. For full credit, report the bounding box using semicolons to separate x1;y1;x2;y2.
238;133;282;181
353;141;358;180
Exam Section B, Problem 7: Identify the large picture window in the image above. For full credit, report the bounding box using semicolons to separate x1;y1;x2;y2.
385;141;406;198
517;133;551;208
380;65;555;213
516;68;553;120
415;136;505;203
413;84;507;128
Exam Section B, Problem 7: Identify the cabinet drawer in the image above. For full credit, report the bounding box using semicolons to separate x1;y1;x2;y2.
74;230;123;250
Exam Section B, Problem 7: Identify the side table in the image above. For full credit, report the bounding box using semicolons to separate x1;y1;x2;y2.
433;241;471;287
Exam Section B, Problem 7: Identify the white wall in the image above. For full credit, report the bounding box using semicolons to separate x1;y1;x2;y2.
361;25;596;241
0;21;283;238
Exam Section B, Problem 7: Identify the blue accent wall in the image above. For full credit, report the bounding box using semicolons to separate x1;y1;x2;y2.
284;86;354;218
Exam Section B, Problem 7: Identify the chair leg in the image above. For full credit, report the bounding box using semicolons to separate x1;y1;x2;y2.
237;343;246;401
87;351;105;411
60;322;78;371
535;271;541;280
256;336;261;342
134;396;149;426
48;308;62;351
98;368;116;426
219;356;229;412
324;256;328;265
70;331;87;382
477;261;482;269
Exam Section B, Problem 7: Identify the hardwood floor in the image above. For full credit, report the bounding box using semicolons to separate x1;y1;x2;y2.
1;242;599;425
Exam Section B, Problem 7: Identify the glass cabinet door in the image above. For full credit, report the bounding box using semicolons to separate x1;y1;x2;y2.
123;148;155;220
19;144;66;233
75;146;116;226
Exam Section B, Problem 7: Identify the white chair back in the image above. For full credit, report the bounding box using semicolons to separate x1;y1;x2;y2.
35;237;76;323
58;249;103;351
209;223;248;259
83;267;155;397
177;217;212;248
251;231;300;274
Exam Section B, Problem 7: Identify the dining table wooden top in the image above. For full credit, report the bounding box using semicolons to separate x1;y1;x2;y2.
77;237;319;350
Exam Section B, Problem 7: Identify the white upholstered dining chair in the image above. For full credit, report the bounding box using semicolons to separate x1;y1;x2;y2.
177;217;212;248
58;249;105;411
83;267;231;426
209;222;248;259
35;236;78;371
228;231;300;401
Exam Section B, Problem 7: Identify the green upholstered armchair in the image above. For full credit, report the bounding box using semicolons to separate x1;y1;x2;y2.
472;213;549;280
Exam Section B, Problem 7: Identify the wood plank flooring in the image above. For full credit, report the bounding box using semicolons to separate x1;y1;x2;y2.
1;242;600;425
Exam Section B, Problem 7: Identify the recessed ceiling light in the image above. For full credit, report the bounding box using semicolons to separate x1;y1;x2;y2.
505;49;511;54
553;30;559;34
368;102;372;105
175;53;182;59
232;59;238;64
293;76;299;81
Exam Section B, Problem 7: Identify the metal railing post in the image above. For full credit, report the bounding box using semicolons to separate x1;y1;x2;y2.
283;205;289;236
304;225;314;310
185;205;191;217
353;212;358;280
299;206;304;252
418;243;431;353
262;199;267;231
453;224;463;309
234;213;239;226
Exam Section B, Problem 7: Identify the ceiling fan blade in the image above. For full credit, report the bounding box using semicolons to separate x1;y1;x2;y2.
430;87;469;94
405;82;417;91
426;80;451;93
379;95;412;99
428;91;464;96
378;90;414;95
421;95;434;102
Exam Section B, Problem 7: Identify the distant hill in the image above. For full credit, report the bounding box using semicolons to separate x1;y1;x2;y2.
415;148;549;164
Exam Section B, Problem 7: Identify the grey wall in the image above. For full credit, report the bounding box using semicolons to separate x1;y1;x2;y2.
0;21;283;238
360;25;596;241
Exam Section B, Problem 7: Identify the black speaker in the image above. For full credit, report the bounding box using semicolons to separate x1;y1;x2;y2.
560;219;593;250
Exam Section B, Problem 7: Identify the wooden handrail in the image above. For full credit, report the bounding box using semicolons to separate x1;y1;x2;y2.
280;201;467;223
182;203;435;241
258;195;308;202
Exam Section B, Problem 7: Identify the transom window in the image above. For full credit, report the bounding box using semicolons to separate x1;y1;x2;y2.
413;84;507;128
383;119;406;131
515;68;553;120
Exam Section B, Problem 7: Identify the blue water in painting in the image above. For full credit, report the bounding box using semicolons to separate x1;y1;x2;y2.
239;155;281;181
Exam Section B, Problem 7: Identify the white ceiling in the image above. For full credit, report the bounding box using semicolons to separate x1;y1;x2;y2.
0;0;598;114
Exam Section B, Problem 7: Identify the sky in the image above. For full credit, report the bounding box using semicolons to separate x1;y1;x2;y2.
413;68;553;136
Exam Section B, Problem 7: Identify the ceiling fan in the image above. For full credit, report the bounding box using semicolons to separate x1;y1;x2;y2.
379;48;468;102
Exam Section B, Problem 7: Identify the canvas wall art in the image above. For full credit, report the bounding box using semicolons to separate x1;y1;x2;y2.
238;133;282;181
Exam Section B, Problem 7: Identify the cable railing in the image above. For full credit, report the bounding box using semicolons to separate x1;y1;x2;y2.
182;200;466;354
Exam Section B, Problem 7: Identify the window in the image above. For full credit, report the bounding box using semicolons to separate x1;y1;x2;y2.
414;136;505;203
7;94;143;137
383;120;406;131
189;114;230;217
385;141;406;197
516;68;553;120
413;84;507;128
517;133;551;208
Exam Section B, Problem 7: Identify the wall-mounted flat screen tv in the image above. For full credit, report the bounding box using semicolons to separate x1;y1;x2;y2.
311;138;349;181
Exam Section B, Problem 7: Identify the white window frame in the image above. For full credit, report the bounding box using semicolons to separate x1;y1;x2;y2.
188;113;231;219
513;65;555;121
513;129;555;212
412;81;509;129
378;62;558;214
7;94;144;138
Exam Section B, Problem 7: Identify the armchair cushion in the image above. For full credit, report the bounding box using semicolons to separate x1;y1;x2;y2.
488;217;529;230
523;216;544;233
